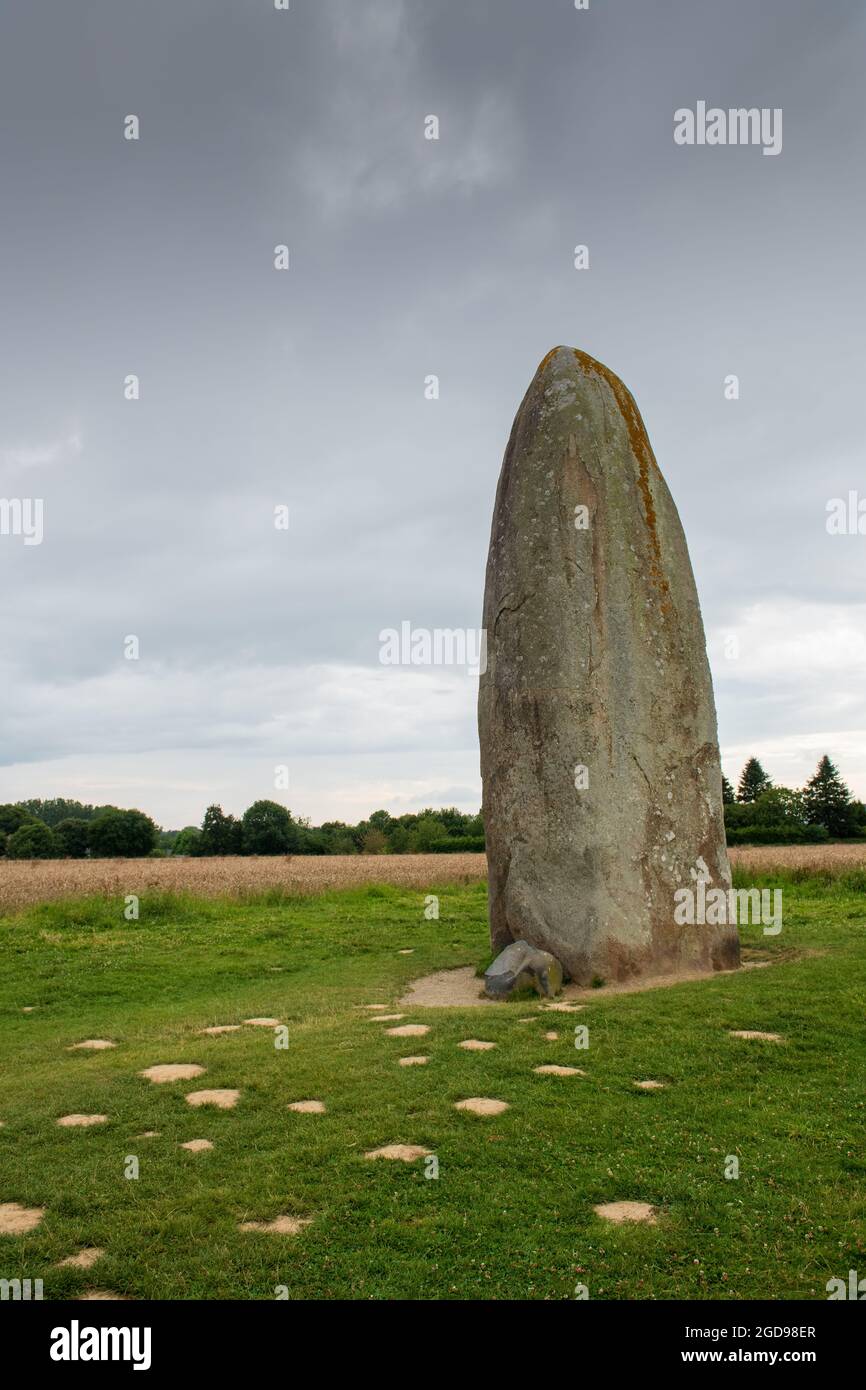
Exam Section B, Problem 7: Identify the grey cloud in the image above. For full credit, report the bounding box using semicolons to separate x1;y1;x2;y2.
2;0;865;819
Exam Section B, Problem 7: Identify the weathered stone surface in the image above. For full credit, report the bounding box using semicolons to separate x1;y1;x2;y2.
483;940;563;998
478;347;739;984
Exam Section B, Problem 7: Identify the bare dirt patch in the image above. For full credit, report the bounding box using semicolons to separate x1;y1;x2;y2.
140;1064;205;1084
239;1215;312;1235
454;1097;509;1116
398;1055;429;1066
198;1025;241;1035
594;1201;657;1225
400;967;492;1008
364;1144;431;1161
0;1202;44;1234
243;1018;282;1028
57;1248;104;1269
366;1013;405;1023
544;1031;559;1041
729;1030;784;1042
385;1023;430;1037
634;1080;666;1090
180;1139;214;1152
458;1039;496;1051
402;954;784;1011
68;1039;116;1051
288;1100;326;1113
185;1089;240;1109
569;965;748;1000
533;1064;585;1077
57;1114;107;1127
78;1289;133;1300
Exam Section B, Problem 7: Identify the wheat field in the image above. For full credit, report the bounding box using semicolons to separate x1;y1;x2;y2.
1;843;865;914
0;852;489;914
728;842;866;874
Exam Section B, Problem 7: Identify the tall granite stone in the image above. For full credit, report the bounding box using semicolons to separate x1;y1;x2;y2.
478;347;739;984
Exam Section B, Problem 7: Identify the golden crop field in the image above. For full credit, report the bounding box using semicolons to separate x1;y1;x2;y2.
0;852;489;915
1;843;864;915
728;842;866;873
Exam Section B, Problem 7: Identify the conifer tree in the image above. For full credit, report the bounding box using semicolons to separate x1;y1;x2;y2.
802;755;853;837
737;758;772;803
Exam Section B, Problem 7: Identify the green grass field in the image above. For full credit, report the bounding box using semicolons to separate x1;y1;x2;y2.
1;872;864;1300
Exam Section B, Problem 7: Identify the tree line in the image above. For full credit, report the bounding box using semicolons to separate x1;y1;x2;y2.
0;754;861;859
722;755;865;844
0;799;484;860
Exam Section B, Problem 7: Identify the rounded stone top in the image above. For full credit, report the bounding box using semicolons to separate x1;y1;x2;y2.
534;345;631;397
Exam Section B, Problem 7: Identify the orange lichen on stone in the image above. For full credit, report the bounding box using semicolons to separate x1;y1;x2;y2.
536;347;561;375
571;348;671;609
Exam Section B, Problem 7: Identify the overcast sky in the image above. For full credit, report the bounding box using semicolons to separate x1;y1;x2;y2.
1;0;865;828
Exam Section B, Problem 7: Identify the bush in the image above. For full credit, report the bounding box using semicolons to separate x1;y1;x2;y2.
322;834;357;855
726;823;830;845
362;828;388;855
171;826;203;856
0;804;34;838
427;835;486;853
241;800;297;855
6;820;58;859
13;798;107;827
54;818;91;858
198;805;243;856
88;808;158;858
413;815;450;852
293;828;333;855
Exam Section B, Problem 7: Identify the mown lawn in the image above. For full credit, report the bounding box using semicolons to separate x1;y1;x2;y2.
0;874;864;1300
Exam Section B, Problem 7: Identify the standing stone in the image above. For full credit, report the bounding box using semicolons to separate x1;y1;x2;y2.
478;347;739;984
